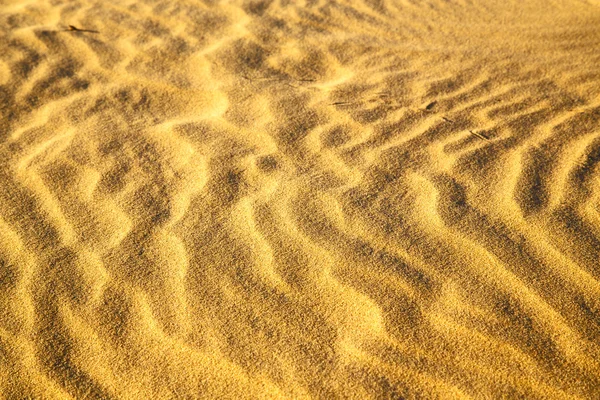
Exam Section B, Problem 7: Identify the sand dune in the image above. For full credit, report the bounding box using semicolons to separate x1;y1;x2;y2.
1;0;600;398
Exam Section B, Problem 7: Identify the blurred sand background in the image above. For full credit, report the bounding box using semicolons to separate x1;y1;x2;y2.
1;0;600;398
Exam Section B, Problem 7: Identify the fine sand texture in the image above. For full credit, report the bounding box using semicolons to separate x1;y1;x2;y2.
1;0;600;398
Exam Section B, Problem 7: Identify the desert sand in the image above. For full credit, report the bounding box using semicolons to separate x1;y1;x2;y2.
1;0;600;398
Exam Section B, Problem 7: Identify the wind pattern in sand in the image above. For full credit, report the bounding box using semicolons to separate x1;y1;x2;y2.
1;0;600;398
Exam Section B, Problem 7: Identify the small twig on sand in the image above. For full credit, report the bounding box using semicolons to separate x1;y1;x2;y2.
66;25;99;33
469;129;490;141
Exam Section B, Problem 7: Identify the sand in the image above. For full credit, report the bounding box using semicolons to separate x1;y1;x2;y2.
1;0;600;398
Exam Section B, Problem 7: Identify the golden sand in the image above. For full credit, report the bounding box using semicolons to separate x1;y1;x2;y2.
1;0;600;398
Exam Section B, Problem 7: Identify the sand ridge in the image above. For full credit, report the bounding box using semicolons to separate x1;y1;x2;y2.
1;0;600;398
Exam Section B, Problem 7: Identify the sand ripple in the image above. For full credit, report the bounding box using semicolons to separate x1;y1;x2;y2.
1;0;600;398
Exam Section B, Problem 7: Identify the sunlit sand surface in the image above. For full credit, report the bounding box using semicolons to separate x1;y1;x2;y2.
1;0;600;398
